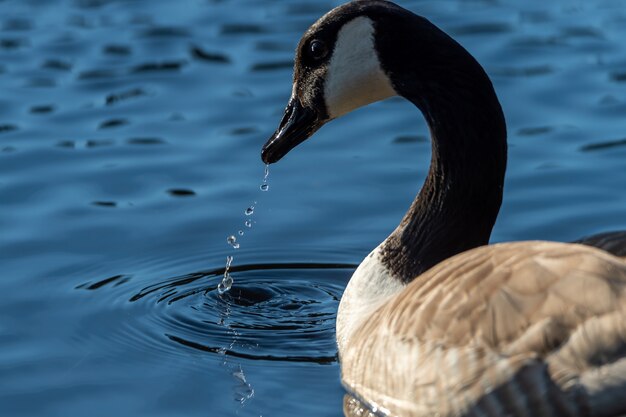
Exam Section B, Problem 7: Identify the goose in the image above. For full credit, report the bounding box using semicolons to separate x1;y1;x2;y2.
260;1;626;416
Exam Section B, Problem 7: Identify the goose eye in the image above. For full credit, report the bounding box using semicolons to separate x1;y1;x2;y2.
309;40;328;60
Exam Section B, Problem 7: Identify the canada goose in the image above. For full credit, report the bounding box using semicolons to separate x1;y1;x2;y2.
260;1;626;416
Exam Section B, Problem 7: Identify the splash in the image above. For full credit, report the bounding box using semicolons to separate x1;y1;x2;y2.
217;164;270;294
217;255;234;295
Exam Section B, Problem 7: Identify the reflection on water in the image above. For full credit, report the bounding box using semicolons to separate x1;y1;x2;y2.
1;0;625;416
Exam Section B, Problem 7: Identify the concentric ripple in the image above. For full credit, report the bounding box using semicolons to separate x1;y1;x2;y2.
129;262;355;364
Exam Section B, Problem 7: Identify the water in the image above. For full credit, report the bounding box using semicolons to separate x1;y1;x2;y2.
1;0;625;416
219;164;269;294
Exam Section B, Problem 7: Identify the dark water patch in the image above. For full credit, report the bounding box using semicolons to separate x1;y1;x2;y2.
1;37;28;49
103;44;131;56
168;188;196;197
168;112;185;121
131;60;187;73
2;145;16;152
251;61;294;72
610;72;626;83
78;68;118;80
77;274;132;290
127;137;166;145
519;10;553;23
66;14;92;29
99;118;129;129
517;126;553;136
392;134;428;144
232;88;253;98
511;36;566;47
3;18;33;31
129;14;153;25
41;59;72;71
220;23;265;35
255;40;293;52
47;33;89;54
92;201;117;207
598;95;620;106
225;286;274;307
535;162;561;170
86;139;115;148
0;124;18;133
580;138;626;152
56;140;76;148
560;26;603;39
492;65;553;77
26;77;56;88
449;22;512;36
74;0;110;8
230;127;259;135
57;139;115;149
30;105;55;114
105;87;147;105
138;26;190;38
190;45;230;63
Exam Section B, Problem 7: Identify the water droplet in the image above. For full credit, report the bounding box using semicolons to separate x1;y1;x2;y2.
217;274;233;294
260;164;270;191
238;230;244;236
245;219;252;228
227;235;240;249
245;206;254;215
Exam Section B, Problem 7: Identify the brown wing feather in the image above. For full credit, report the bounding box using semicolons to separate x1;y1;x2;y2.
576;231;626;258
341;241;626;417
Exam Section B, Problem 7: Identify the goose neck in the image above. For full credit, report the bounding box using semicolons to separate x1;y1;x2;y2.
380;74;508;283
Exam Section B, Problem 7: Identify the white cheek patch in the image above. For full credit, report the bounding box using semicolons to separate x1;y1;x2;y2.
324;16;396;118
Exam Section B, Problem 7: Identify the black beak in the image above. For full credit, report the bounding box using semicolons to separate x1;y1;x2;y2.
261;97;322;164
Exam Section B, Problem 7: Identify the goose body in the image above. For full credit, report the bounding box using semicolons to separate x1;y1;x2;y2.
260;1;626;416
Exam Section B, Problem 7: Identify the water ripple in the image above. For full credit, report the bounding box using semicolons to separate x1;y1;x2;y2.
105;262;355;365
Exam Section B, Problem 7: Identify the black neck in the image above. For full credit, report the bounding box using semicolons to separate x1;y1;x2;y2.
377;20;507;282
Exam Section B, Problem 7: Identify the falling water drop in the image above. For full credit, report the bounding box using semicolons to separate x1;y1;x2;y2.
218;166;269;295
217;255;234;294
260;164;270;191
217;274;233;294
227;235;240;249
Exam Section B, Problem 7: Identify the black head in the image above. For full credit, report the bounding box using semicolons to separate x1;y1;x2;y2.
261;0;407;164
260;0;493;164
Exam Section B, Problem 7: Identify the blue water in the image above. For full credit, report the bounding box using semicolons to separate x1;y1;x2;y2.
1;0;625;416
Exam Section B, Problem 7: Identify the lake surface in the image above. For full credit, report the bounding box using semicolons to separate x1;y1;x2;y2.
1;0;625;416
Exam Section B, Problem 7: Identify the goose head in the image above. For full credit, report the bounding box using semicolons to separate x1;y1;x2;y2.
261;0;495;164
262;0;402;164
